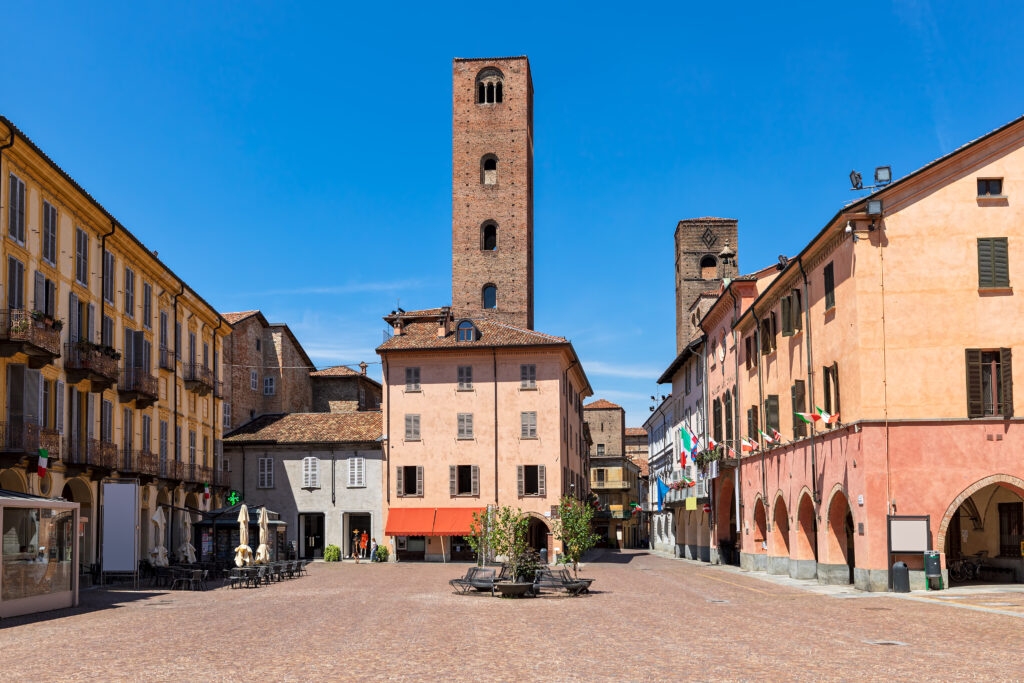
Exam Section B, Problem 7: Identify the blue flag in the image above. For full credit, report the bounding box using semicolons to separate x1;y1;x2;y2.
656;477;670;512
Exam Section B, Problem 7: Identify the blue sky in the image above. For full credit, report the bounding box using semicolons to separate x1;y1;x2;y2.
4;2;1023;426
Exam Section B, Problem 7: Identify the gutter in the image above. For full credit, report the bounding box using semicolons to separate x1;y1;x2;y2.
383;356;390;504
727;286;742;536
173;282;184;475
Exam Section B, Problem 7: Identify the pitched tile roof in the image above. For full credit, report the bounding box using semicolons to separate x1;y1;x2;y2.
584;399;622;410
377;318;567;352
221;310;261;325
224;412;382;445
625;427;648;436
309;365;361;377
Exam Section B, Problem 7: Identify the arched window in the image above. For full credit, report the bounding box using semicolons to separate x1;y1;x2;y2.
457;321;476;342
475;68;504;104
481;155;498;185
481;222;497;251
482;285;497;309
700;255;718;279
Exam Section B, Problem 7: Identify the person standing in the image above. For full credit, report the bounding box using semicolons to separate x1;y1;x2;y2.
360;530;369;559
370;538;378;562
352;528;360;563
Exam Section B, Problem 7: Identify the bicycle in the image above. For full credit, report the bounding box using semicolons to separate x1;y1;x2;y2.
949;550;987;582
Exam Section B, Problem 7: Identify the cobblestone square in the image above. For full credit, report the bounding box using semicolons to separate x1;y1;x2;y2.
1;551;1019;681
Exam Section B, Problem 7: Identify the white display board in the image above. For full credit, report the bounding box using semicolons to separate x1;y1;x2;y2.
101;480;139;573
889;517;929;553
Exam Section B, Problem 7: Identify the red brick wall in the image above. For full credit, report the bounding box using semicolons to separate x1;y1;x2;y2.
451;57;534;330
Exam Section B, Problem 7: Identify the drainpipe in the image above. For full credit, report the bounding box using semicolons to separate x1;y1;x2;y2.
727;286;743;538
754;311;766;508
172;282;184;482
383;356;390;504
492;348;499;505
212;316;223;476
100;221;117;344
797;257;819;505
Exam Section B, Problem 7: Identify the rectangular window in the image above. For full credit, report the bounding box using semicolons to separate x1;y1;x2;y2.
791;380;807;438
398;465;422;496
263;376;275;395
159;421;168;464
747;406;759;440
520;411;538;439
124;267;135;317
101;399;113;443
7;256;24;310
518;464;545;497
822;362;841;422
250;370;258;391
998;502;1023;557
258;457;274;488
977;238;1010;288
102;315;114;347
142;283;152;328
188;430;196;464
159;311;168;351
75;228;89;286
302;456;320;488
141;414;151;453
347;456;365;488
764;395;780;434
966;348;1013;418
102;252;115;304
405;414;421;441
42;201;57;265
596;443;605;456
451;464;478;496
34;274;56;318
684;367;691;395
724;389;734;443
457;365;473;390
823;262;836;310
405;366;420;391
596;468;605;485
457;413;474;439
712;397;723;442
122;408;133;455
8;174;26;243
760;319;772;355
520;364;537;389
175;322;181;360
978;178;1004;197
223;403;231;429
175;426;182;462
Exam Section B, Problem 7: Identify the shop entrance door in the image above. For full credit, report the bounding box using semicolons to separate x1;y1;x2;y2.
346;513;371;559
300;513;324;559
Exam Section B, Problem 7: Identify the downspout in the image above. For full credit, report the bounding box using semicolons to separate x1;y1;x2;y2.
173;282;184;480
101;221;117;343
383;356;390;504
877;226;892;515
727;286;742;536
797;257;819;505
755;309;767;509
213;316;222;474
492;348;499;505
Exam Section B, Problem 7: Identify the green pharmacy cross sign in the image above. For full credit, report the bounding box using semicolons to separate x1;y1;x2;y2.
227;490;242;506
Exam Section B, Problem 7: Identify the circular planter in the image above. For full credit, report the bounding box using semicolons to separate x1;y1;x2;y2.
495;581;533;598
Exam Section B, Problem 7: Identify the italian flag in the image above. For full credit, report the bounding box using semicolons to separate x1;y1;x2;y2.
681;474;694;487
203;483;211;501
680;426;697;453
759;429;776;444
707;437;718;450
816;406;840;424
741;437;757;453
37;448;49;478
795;411;820;424
771;427;783;442
727;446;737;458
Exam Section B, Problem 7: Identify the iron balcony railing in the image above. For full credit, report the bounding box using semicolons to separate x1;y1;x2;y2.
0;309;62;363
183;363;214;394
0;422;60;458
123;449;159;475
158;346;176;371
65;342;119;386
119;367;159;403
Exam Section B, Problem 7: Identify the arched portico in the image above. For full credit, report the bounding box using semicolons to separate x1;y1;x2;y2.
791;489;818;580
939;474;1024;584
61;477;94;567
769;493;790;575
821;487;855;585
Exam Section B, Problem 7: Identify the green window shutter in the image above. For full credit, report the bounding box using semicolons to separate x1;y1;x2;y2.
792;290;803;331
978;239;994;287
517;465;524;497
992;238;1009;287
824;262;836;309
966;349;983;418
823;366;832;415
396;466;404;497
781;296;793;336
1000;348;1013;418
766;395;779;433
832;362;841;417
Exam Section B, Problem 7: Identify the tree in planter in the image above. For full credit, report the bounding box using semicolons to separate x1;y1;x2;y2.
488;506;530;583
464;509;490;567
552;496;600;578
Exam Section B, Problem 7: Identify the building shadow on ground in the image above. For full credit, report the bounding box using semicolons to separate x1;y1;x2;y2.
586;549;649;564
0;588;166;629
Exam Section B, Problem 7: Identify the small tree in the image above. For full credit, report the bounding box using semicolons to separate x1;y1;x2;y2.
464;509;490;566
553;496;599;578
488;505;530;582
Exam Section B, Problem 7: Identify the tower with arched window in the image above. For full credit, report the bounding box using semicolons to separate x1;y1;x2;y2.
674;217;739;350
451;57;534;329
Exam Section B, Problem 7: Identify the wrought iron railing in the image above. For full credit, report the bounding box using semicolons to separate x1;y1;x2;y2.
119;367;159;400
0;309;62;358
183;363;214;388
65;342;119;383
159;346;175;371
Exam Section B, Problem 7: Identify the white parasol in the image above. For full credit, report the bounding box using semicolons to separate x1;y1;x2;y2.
179;510;197;564
149;507;169;567
254;507;271;564
234;503;253;567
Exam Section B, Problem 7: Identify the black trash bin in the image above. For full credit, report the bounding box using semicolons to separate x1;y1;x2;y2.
892;561;910;593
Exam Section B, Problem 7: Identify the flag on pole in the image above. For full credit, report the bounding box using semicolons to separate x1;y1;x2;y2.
771;427;783;442
795;411;820;424
37;449;49;478
656;478;670;512
680;426;697;453
203;483;211;501
758;429;775;444
728;446;737;458
815;406;839;424
741;437;757;453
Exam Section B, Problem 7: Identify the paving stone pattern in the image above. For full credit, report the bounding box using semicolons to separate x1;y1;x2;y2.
0;550;1018;681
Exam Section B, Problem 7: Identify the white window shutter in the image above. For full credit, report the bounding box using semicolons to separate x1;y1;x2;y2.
357;457;364;487
313;458;320;487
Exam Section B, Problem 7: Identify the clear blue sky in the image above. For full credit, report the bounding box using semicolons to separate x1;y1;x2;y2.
4;2;1022;426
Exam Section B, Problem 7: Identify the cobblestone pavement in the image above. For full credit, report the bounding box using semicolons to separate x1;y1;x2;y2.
1;550;1020;682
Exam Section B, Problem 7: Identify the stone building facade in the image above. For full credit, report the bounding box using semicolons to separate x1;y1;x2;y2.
451;56;534;330
675;218;739;349
310;363;382;413
583;399;625;459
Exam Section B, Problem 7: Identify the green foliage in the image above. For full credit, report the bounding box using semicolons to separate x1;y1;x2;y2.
323;544;341;562
463;510;489;565
374;545;389;562
552;496;600;577
484;506;530;584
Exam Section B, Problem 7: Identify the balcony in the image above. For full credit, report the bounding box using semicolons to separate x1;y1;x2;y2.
591;479;631;491
122;449;159;476
119;367;159;407
65;342;119;391
0;310;62;368
64;438;117;468
594;509;634;520
0;422;60;459
95;440;120;469
158;346;175;372
213;380;225;399
183;363;213;395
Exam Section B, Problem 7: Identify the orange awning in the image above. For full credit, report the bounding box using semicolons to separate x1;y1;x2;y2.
384;508;436;536
432;508;485;536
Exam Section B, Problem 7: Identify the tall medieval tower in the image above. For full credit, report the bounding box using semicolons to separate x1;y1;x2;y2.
451;56;534;330
675;217;739;351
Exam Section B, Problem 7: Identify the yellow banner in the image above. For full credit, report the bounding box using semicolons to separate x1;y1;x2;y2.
685;497;697;511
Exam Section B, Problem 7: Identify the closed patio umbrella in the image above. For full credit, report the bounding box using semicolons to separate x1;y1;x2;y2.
179;510;197;564
150;507;169;567
234;504;253;567
255;507;271;564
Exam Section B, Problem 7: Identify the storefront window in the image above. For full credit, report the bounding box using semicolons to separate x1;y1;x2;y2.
2;508;73;601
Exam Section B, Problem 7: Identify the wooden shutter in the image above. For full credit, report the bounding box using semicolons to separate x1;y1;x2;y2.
792;380;806;438
823;365;832;414
992;238;1010;287
7;175;15;239
1000;348;1014;418
415;465;423;496
303;457;312;487
792;289;803;331
471;465;479;496
965;349;983;418
752;407;758;437
766;395;779;432
978;239;994;287
55;380;64;434
517;465;525;497
824;263;835;309
86;393;95;440
832;362;841;417
781;296;793;336
356;457;364;487
449;465;457;495
538;465;546;497
87;303;95;342
33;271;44;311
396;466;404;497
746;408;753;439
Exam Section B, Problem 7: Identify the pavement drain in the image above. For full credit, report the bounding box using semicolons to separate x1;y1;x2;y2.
862;640;908;646
707;599;729;604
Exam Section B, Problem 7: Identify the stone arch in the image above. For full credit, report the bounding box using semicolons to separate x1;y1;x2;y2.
794;489;818;562
699;254;718;279
0;468;27;493
480;221;498;251
825;487;855;582
771;493;791;559
480;154;498;185
751;494;768;555
61;477;94;564
937;474;1024;550
482;283;497;310
475;67;504;104
522;511;551;555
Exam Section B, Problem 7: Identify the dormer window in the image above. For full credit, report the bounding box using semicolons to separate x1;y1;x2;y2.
476;68;504;104
457;321;477;342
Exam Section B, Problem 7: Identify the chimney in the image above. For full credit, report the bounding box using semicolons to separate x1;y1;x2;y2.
394;319;403;336
359;361;367;376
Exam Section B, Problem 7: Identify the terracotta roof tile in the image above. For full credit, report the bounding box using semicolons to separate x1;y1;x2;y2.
377;318;567;352
309;365;361;377
584;399;622;410
625;427;647;436
221;310;261;325
224;412;382;445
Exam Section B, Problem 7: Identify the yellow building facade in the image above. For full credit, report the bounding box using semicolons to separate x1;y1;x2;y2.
590;457;641;548
0;117;229;575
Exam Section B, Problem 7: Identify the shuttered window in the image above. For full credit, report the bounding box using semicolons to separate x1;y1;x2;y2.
347;456;365;488
781;296;793;336
520;364;537;389
101;399;113;442
102;251;116;304
760;319;772;354
405;366;420;391
457;365;473;389
75;228;89;285
397;465;423;497
122;408;133;455
124;267;135;317
250;370;258;390
42;201;57;264
764;395;780;434
822;363;840;423
747;406;759;440
7;256;24;310
189;430;196;464
823;262;836;310
143;283;152;328
977;238;1010;288
520;411;537;438
55;380;64;434
724;389;734;443
303;456;320;488
457;413;473;439
451;464;479;496
141;415;151;453
8;174;26;243
791;380;807;438
712;398;722;442
405;414;421;441
159;420;168;464
258;457;274;488
223;403;231;429
263;376;275;395
966;348;1013;418
518;465;545;496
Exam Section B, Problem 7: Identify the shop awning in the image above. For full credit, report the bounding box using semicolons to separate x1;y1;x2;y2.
385;508;436;536
432;508;485;536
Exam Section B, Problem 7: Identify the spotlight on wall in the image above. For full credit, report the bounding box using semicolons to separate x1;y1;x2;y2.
866;199;883;217
874;166;892;185
849;170;863;190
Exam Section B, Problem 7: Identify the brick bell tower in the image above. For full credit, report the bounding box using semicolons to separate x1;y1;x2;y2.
675;217;739;351
451;56;534;330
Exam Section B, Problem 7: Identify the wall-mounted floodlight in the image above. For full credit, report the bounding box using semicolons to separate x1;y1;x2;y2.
866;199;883;217
849;170;863;190
874;166;892;185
